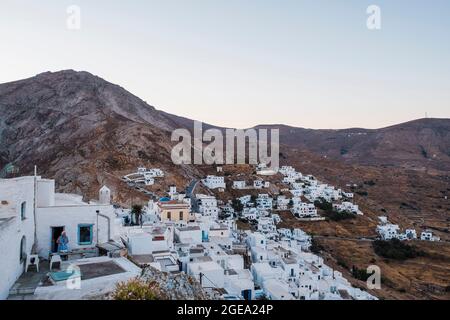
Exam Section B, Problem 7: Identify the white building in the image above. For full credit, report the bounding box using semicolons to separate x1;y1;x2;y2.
253;180;264;189
187;258;225;289
0;176;37;300
291;202;318;218
377;224;400;240
123;225;173;254
202;175;226;190
0;176;117;299
256;194;273;211
333;201;361;215
276;196;290;210
233;181;246;190
420;230;440;241
197;194;220;217
239;195;252;206
175;225;203;244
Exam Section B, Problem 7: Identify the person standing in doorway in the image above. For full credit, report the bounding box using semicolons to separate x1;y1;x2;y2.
57;231;69;252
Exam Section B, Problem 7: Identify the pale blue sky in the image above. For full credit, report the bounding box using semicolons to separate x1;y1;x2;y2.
1;0;449;129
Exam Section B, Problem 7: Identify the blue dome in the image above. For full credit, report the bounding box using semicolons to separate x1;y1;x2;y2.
159;197;171;202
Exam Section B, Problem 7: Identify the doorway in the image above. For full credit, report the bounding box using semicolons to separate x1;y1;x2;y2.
242;289;252;300
51;226;65;253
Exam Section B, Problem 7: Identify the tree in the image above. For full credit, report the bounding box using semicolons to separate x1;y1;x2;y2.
131;204;144;226
231;199;244;212
288;199;294;209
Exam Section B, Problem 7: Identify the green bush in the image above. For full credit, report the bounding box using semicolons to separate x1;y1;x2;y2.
325;210;356;221
373;239;423;260
351;266;371;281
112;278;166;300
310;237;324;254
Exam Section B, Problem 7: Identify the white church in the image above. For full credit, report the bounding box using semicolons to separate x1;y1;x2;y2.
0;175;117;299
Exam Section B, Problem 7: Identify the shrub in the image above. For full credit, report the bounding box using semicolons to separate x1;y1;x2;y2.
314;198;333;212
373;239;423;260
351;266;371;281
231;199;243;212
337;259;349;269
112;278;166;300
325;210;356;221
310;237;324;254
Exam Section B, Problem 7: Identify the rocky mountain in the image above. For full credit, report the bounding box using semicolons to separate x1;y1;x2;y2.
258;119;450;171
0;70;202;202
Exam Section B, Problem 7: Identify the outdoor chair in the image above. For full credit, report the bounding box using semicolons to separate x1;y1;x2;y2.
50;254;62;271
25;254;39;272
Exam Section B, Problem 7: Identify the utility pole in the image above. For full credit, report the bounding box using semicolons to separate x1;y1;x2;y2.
32;165;38;254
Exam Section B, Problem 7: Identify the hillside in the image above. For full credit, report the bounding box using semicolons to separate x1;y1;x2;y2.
0;70;202;203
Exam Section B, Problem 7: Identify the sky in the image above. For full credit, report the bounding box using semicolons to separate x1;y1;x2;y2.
0;0;449;129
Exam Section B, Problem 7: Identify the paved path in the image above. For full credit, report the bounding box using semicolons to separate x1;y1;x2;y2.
313;235;376;242
186;179;199;212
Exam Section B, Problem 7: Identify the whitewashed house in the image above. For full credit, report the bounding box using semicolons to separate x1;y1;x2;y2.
197;194;220;217
123;225;174;254
291;202;318;218
420;230;440;241
242;207;258;221
224;269;254;300
333;202;361;215
377;224;400;240
0;176;37;299
239;195;252;206
233;181;246;190
253;180;264;189
290;189;303;197
0;175;117;299
202;175;226;190
175;225;203;244
187;257;225;289
405;229;417;240
276;196;290;210
256;194;273;211
251;262;283;287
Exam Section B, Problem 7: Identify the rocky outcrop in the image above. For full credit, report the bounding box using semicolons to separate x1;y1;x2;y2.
139;267;210;300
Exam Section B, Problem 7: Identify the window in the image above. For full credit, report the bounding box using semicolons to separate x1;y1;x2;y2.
179;211;183;220
20;202;26;220
167;211;171;220
20;236;26;262
78;224;93;245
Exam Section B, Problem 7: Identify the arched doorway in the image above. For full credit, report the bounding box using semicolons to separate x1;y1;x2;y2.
20;236;26;262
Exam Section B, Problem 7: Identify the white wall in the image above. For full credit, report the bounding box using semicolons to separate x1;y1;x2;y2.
0;177;36;300
127;234;169;255
35;204;115;258
175;228;202;244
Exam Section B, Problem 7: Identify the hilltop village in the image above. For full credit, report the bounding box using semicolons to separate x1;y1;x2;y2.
0;163;440;300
